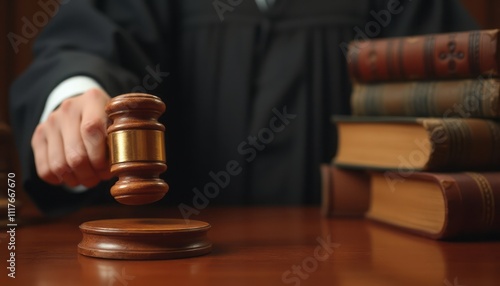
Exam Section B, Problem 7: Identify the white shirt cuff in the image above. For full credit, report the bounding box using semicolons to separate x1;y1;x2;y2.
40;76;103;123
40;76;103;193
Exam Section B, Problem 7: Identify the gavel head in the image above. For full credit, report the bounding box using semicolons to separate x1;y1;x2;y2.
105;93;169;205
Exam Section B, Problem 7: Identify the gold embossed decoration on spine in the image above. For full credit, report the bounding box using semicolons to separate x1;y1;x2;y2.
105;93;169;205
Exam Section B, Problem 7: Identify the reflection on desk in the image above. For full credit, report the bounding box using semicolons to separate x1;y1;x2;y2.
0;206;499;286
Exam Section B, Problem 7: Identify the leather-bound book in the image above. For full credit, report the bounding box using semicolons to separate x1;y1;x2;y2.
351;78;500;118
347;29;499;83
320;164;370;217
333;116;500;171
368;171;500;240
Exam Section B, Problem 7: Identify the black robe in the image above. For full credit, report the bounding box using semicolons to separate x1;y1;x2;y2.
9;0;477;215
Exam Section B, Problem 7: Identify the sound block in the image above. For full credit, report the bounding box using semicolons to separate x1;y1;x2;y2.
78;218;212;260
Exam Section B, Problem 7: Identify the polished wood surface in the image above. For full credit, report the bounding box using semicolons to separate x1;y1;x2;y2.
106;93;169;205
1;206;499;286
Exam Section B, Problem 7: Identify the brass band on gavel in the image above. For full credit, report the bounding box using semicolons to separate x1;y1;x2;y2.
109;130;166;164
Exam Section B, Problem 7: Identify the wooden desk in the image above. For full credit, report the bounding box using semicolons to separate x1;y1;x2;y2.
1;206;499;286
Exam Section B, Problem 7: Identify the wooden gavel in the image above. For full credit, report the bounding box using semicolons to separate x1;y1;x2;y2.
105;93;169;205
79;95;212;261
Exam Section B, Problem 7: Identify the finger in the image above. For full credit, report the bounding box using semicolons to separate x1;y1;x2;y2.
58;98;101;188
31;125;60;185
63;135;101;188
45;114;79;187
80;89;111;180
98;169;113;181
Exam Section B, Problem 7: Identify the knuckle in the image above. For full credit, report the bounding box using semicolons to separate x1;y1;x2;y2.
66;147;87;168
59;98;75;113
50;160;69;177
46;112;59;126
84;88;106;101
81;117;106;138
31;125;45;147
85;87;100;97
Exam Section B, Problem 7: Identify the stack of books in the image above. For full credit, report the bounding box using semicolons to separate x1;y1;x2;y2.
322;29;500;240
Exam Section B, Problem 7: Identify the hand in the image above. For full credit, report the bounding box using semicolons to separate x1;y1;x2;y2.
31;88;113;188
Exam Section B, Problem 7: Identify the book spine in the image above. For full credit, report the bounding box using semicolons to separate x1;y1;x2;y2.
427;172;500;239
351;79;500;118
347;29;500;82
422;119;500;171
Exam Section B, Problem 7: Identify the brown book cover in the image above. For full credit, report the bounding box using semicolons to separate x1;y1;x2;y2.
320;164;370;217
347;29;499;82
367;171;500;240
333;116;500;171
351;78;500;118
